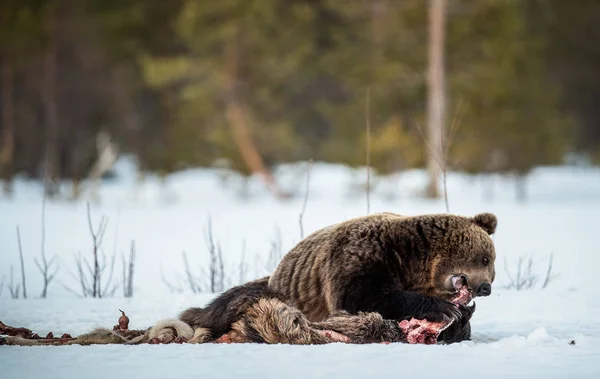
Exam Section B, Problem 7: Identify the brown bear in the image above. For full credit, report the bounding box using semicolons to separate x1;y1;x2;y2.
181;277;475;345
180;212;497;344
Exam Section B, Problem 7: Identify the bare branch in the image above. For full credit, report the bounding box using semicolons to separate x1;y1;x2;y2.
217;242;225;292
239;240;247;285
85;202;111;298
61;253;87;297
182;251;199;294
444;97;465;157
8;266;20;299
161;267;184;294
83;257;95;281
122;240;136;298
204;216;218;293
163;217;231;294
541;253;558;289
61;283;84;298
416;97;465;213
16;226;27;298
365;86;372;215
298;159;313;240
75;253;91;296
128;243;135;297
96;216;109;248
503;256;516;289
34;258;43;274
41;159;47;261
86;202;95;239
266;226;283;273
35;168;59;298
100;253;117;298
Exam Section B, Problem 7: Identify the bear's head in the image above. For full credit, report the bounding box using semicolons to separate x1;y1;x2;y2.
423;212;497;305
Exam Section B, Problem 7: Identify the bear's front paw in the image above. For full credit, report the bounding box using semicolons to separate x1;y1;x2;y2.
419;298;463;323
435;302;476;344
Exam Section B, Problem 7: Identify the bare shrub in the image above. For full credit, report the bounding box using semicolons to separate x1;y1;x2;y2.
162;216;228;294
64;203;117;298
503;253;558;291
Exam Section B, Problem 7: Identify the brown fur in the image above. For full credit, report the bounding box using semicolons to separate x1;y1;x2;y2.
199;297;407;345
269;212;497;321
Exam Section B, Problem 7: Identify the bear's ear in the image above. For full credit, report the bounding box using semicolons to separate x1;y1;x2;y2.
472;213;497;235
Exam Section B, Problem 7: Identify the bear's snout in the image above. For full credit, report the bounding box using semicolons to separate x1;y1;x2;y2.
475;282;492;297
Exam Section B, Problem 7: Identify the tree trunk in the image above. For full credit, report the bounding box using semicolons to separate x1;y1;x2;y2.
224;25;287;200
426;0;447;198
42;21;60;198
0;59;15;196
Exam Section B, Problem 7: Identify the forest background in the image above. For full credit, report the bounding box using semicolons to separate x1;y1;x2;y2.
1;0;598;200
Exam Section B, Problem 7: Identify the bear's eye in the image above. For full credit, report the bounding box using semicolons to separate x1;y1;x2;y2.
482;257;490;266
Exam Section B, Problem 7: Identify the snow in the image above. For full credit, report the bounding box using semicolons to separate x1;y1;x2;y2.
1;159;599;378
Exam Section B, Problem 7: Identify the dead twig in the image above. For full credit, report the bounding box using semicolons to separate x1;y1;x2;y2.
298;159;313;239
16;226;27;298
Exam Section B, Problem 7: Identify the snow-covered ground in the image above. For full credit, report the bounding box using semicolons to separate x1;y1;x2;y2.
1;159;599;378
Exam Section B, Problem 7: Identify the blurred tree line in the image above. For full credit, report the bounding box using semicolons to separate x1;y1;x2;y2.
0;0;598;199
